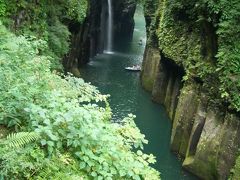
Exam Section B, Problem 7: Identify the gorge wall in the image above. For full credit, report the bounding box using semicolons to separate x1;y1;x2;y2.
141;0;240;179
64;0;136;75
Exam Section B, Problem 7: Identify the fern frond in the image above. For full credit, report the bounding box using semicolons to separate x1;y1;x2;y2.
4;132;40;148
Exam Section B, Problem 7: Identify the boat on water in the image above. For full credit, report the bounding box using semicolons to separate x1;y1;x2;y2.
125;65;141;71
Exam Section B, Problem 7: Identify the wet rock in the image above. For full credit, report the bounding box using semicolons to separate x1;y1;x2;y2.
141;45;161;92
171;82;200;156
183;110;240;180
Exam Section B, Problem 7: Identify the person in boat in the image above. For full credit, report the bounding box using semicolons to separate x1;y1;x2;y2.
138;39;143;45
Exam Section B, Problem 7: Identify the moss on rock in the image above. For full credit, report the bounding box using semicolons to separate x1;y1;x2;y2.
141;46;160;92
183;111;240;180
171;82;200;156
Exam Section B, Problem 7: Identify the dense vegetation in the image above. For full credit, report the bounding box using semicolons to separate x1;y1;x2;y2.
0;1;160;179
230;155;240;179
0;0;88;70
144;0;240;112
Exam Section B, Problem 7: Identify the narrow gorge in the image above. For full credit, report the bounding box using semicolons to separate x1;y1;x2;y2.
0;0;240;179
65;0;240;178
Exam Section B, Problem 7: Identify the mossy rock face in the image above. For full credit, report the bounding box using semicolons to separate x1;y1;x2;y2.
183;111;240;180
216;113;240;179
151;60;169;104
183;109;223;179
143;0;240;179
164;72;174;112
185;93;208;158
141;46;160;92
171;82;200;156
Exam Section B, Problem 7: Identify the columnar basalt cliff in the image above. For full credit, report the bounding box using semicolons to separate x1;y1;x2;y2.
141;0;240;179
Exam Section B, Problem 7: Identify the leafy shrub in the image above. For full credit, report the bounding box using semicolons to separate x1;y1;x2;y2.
0;144;87;179
0;22;160;179
47;20;70;58
66;0;88;23
46;20;71;70
0;0;6;16
229;154;240;180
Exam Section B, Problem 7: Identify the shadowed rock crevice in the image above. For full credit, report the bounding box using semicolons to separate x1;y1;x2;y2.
188;117;205;157
63;19;90;76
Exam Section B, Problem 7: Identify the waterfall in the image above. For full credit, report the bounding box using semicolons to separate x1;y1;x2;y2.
106;0;113;52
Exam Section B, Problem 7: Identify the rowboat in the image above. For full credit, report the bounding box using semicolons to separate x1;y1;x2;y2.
125;65;141;71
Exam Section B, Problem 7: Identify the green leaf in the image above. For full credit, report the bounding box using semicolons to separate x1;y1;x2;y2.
47;141;54;147
41;139;47;146
91;171;97;177
80;162;86;169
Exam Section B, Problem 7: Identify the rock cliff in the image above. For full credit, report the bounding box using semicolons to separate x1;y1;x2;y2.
64;0;136;74
113;0;136;39
141;0;240;179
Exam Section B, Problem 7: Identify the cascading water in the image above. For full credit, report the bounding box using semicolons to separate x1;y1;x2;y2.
106;0;113;53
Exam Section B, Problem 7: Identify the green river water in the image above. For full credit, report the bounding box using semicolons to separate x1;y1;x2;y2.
81;7;198;180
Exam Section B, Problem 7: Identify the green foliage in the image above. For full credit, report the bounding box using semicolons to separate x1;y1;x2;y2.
0;0;89;71
136;0;145;5
0;22;160;179
205;0;240;111
66;0;88;22
144;0;240;112
0;145;47;179
46;20;71;70
0;0;6;16
0;144;87;179
1;132;39;148
48;20;70;58
229;154;240;179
